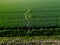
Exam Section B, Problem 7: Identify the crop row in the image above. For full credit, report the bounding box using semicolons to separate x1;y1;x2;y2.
0;28;60;37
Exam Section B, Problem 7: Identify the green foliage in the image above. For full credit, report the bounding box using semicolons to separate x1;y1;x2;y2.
0;30;27;37
0;28;60;37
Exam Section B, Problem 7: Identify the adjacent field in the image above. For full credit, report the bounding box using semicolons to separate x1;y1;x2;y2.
0;36;60;45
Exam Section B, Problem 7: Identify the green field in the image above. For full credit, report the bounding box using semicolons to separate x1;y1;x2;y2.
0;0;60;28
0;0;60;37
0;1;60;44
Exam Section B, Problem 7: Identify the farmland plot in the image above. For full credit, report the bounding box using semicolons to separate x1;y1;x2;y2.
0;0;60;29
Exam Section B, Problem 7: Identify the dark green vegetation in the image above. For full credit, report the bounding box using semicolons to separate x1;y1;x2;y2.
0;0;60;36
0;28;60;37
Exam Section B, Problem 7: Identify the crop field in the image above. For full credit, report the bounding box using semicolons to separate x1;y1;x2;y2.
0;0;60;45
0;36;60;45
0;0;60;28
0;0;60;36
